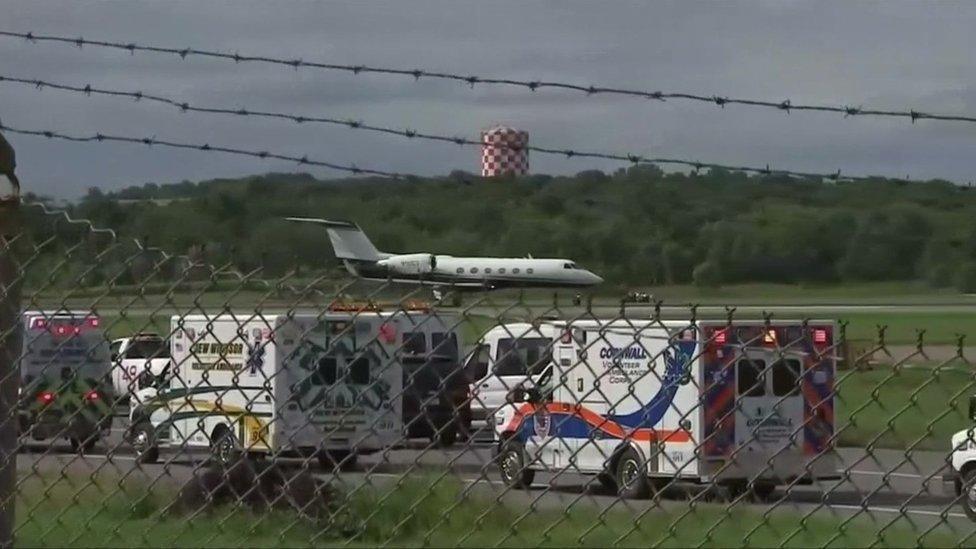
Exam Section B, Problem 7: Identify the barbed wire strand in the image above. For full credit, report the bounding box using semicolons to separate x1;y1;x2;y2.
0;123;404;179
0;73;882;181
0;120;904;184
2;30;974;126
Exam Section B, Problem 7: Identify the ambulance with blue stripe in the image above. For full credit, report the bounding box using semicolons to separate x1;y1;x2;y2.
493;319;838;499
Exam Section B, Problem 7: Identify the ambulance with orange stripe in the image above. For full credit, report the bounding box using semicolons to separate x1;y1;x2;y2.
493;320;839;499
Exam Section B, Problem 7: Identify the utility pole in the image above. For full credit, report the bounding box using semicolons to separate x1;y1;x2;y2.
0;130;21;548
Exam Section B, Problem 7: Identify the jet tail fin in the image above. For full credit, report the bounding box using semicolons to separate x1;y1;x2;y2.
286;217;384;261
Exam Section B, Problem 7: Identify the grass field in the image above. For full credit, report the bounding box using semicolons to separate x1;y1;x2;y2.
836;366;974;451
15;473;965;547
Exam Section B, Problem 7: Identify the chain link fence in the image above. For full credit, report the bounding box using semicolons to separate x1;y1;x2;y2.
1;200;976;547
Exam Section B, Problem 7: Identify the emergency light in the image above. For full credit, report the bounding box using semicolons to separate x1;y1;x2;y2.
714;330;727;345
83;389;100;403
763;330;777;344
813;329;828;344
36;391;55;405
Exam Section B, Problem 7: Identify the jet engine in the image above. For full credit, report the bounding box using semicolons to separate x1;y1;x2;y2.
377;253;436;275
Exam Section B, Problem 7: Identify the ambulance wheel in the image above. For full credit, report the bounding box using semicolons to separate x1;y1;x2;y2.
210;427;240;466
596;473;617;493
962;469;976;521
433;424;458;448
497;439;534;488
130;423;159;464
752;481;776;502
70;434;97;454
318;450;357;472
615;448;651;499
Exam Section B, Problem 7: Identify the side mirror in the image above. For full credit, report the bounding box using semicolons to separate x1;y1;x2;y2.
506;387;527;404
525;387;543;403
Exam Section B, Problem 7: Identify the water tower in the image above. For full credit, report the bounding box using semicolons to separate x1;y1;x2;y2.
480;125;529;178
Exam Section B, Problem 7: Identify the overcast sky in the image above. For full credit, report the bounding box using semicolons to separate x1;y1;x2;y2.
3;1;976;198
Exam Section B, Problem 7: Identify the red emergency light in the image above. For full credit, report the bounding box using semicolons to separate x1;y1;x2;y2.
83;389;100;403
714;330;728;345
813;329;828;344
36;391;56;406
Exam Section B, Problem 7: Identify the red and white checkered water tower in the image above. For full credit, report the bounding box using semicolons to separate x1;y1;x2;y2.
480;125;529;178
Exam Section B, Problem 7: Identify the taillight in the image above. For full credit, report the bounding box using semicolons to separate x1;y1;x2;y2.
55;325;69;337
714;330;727;345
32;318;47;330
36;391;56;405
813;329;828;344
84;390;100;403
87;317;100;328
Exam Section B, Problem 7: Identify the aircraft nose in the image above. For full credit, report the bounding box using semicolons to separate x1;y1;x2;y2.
588;271;604;284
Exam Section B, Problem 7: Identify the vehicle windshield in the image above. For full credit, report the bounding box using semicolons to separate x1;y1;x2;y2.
495;337;551;376
126;339;170;359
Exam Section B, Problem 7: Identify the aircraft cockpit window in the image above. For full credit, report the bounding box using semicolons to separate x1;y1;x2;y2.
563;263;573;269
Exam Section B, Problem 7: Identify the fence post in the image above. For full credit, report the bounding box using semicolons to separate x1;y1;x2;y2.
0;137;21;547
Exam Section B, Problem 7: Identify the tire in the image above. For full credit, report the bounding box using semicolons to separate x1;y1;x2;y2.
210;427;240;466
962;469;976;521
432;423;458;448
497;439;535;488
596;472;617;493
318;450;357;472
752;481;776;502
129;422;159;464
615;447;651;499
70;434;97;454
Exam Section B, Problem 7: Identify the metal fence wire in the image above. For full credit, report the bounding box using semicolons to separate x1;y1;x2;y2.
2;201;976;548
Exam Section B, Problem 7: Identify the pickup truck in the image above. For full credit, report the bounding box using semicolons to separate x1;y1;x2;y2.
109;334;171;406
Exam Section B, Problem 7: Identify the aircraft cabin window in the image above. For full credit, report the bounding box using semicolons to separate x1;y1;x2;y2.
498;268;506;274
485;268;492;274
527;268;534;274
512;268;520;274
470;267;478;274
456;267;464;274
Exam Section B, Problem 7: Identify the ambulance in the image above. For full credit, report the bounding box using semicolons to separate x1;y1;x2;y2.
492;319;838;499
128;308;461;468
19;310;114;452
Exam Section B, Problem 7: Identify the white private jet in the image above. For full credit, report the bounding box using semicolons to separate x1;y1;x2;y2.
286;218;603;290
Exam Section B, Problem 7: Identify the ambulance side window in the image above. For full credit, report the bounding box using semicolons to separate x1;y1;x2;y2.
349;356;370;384
431;332;458;361
771;359;801;397
110;341;122;362
737;359;766;397
315;357;337;385
402;332;426;355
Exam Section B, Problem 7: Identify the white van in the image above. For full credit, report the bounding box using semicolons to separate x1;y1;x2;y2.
465;322;556;439
128;309;461;467
492;319;839;499
19;310;114;451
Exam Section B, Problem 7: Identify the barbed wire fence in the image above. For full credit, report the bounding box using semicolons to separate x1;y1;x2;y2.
4;30;976;126
0;195;973;547
3;24;976;548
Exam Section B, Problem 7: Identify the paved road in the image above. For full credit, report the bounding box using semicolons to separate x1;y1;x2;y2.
16;429;975;535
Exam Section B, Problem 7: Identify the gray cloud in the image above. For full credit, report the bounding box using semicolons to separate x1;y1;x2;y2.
3;0;976;197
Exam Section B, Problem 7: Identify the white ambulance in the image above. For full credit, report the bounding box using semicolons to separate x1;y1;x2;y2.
128;309;459;467
492;319;839;499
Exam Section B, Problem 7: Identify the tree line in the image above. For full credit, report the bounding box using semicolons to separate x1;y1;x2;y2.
22;166;976;292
